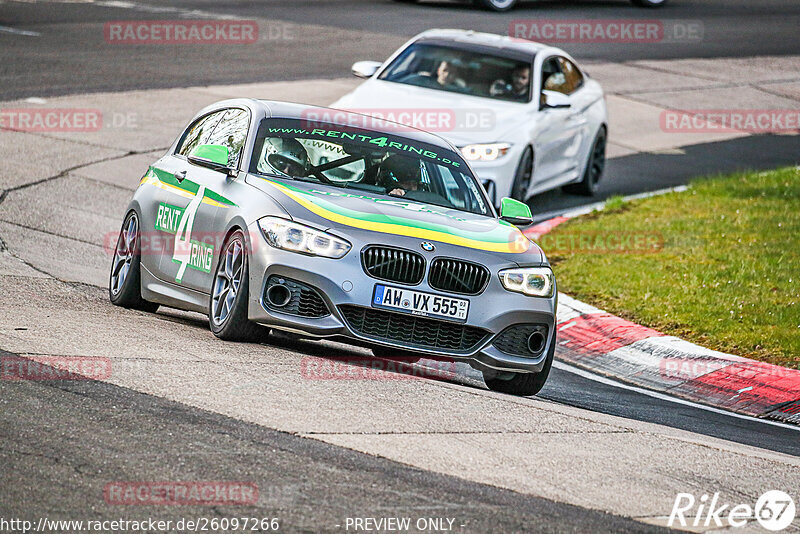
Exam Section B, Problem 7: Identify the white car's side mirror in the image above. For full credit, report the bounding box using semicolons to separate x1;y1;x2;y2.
541;90;571;109
351;61;382;79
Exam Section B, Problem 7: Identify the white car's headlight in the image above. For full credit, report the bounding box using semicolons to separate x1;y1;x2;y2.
499;267;555;297
258;217;351;259
461;143;512;162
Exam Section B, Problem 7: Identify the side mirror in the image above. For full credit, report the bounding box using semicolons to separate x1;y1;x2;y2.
351;61;382;79
541;90;571;110
187;144;237;177
499;197;533;226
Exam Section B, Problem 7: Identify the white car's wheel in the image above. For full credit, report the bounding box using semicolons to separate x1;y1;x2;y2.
563;127;606;197
631;0;668;7
510;147;533;203
473;0;517;12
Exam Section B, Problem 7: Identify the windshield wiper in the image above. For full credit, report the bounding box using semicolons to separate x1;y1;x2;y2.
306;171;336;186
284;175;329;185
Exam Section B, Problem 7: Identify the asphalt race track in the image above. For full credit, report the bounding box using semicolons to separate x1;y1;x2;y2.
0;357;664;533
1;0;799;532
3;0;800;98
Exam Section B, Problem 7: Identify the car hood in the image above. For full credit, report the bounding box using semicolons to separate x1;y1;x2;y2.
245;174;543;262
330;80;528;147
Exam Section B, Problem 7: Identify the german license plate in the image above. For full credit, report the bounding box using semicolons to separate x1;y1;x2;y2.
372;284;469;322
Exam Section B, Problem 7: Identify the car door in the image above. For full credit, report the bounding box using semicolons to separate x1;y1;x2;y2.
153;108;233;293
558;56;596;178
531;56;583;187
206;108;252;260
144;110;224;285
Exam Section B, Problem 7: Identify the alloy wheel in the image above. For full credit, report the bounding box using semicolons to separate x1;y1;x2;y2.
211;237;244;326
589;133;607;190
110;213;138;296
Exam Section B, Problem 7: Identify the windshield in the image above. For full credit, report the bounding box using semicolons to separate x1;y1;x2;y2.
249;118;492;216
379;43;532;103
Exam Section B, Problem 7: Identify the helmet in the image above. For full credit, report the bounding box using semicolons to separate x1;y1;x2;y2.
379;154;421;187
265;138;309;177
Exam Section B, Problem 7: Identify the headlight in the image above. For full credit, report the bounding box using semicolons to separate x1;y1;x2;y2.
499;267;555;297
258;217;351;259
460;143;512;162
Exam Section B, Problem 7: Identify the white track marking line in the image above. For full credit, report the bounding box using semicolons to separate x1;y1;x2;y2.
95;0;240;20
0;26;40;36
534;185;689;223
552;360;800;432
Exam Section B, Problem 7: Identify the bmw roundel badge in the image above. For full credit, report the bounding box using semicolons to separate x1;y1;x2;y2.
420;242;435;252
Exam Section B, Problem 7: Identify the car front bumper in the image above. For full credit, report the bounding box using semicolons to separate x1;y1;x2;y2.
245;221;557;374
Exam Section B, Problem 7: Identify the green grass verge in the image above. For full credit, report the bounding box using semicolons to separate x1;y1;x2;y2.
545;166;800;369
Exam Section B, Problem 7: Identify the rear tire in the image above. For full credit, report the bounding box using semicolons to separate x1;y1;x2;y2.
562;127;606;197
209;230;262;342
483;335;554;396
510;147;533;203
472;0;517;11
109;211;159;313
631;0;667;7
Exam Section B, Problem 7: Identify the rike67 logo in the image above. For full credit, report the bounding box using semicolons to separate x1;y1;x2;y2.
669;490;796;531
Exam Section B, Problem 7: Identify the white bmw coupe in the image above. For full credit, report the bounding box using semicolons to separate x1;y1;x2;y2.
331;29;608;206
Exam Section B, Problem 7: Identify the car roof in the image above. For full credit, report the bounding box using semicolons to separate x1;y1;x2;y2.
412;28;550;61
248;99;458;151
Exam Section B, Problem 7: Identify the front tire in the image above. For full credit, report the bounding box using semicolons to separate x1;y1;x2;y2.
631;0;668;7
472;0;517;11
562;127;606;197
209;230;261;341
109;211;159;312
483;336;554;396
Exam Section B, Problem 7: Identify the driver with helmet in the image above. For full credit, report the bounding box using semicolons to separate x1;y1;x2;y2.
264;138;310;177
379;154;423;197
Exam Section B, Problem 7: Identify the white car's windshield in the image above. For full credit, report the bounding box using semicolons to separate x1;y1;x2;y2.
379;43;532;103
249;118;493;216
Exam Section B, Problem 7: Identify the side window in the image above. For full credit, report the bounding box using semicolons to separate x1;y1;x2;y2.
558;57;584;94
205;109;250;168
176;110;226;157
541;57;569;95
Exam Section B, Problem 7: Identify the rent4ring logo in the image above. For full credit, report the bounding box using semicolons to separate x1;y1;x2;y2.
155;197;214;281
669;490;796;531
